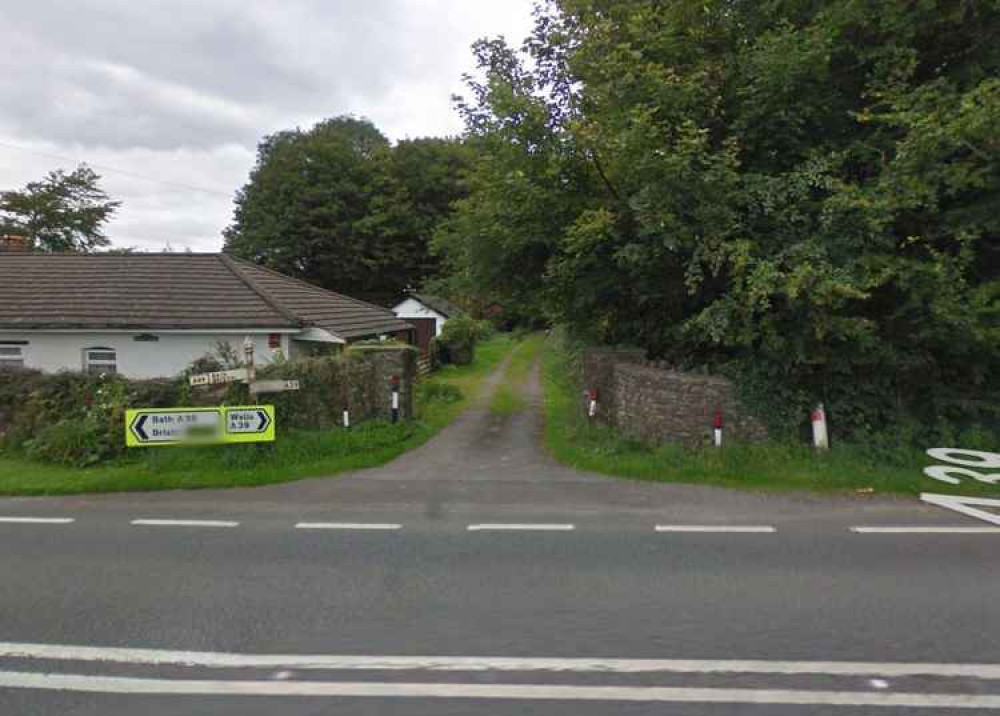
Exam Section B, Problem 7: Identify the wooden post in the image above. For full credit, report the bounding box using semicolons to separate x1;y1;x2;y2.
244;336;256;404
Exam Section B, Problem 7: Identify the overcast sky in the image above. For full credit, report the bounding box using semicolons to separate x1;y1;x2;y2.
0;1;536;251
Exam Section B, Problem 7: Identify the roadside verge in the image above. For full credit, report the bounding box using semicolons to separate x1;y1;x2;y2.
0;334;519;496
540;334;998;497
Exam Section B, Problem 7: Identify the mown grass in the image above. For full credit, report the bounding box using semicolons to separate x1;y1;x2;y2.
0;334;518;496
489;333;545;415
541;338;1000;497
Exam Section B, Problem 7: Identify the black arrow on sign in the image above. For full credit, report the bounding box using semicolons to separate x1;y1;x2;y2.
255;410;271;433
131;414;149;441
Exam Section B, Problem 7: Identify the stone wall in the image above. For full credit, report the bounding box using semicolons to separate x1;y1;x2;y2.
350;345;417;421
581;347;645;428
582;350;767;445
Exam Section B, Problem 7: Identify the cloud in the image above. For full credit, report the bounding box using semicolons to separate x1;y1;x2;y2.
0;0;536;251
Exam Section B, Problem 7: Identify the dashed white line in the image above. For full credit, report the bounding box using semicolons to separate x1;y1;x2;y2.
655;525;776;533
467;523;575;532
130;519;239;528
0;517;74;524
295;522;401;531
850;526;1000;534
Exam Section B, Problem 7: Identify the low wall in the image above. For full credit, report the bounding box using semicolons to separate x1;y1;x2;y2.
350;345;417;421
583;350;767;445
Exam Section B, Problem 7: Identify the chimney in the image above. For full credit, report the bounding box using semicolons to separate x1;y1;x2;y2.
0;235;30;252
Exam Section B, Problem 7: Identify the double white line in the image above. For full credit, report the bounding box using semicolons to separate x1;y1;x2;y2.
0;642;998;708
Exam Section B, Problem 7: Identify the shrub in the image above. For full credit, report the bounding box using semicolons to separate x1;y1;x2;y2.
438;315;482;365
23;417;115;467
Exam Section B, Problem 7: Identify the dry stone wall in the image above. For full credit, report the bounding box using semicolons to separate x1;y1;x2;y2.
583;349;767;446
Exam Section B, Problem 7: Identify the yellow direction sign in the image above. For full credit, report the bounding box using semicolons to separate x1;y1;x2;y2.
125;405;275;447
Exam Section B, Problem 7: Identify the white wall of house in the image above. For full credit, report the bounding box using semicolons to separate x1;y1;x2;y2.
392;298;447;336
0;330;295;379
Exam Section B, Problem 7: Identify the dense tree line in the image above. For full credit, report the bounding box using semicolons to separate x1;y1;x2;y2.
433;0;1000;438
224;117;473;303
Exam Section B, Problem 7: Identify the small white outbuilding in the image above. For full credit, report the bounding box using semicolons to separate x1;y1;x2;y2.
392;293;462;356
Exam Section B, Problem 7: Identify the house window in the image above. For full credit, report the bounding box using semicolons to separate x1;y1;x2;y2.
84;347;117;375
0;345;24;370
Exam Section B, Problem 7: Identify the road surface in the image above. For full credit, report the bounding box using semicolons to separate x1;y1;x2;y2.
0;358;997;714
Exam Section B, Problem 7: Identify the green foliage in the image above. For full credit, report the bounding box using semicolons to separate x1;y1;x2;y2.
0;334;520;495
255;356;376;429
415;381;463;406
436;314;488;365
24;418;111;467
0;347;413;465
0;165;120;252
541;327;999;496
440;0;1000;438
224;116;473;301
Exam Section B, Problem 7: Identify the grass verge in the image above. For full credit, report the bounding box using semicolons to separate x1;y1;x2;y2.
489;333;545;415
541;337;998;497
0;334;517;496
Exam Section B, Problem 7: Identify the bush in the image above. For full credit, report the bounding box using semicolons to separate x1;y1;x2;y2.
437;315;484;366
24;417;115;467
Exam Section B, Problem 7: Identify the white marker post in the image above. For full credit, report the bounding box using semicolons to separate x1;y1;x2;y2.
243;336;256;404
713;409;723;448
342;410;350;429
811;403;829;450
587;389;598;419
390;375;400;424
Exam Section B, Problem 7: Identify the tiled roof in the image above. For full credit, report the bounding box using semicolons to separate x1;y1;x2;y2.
0;253;414;340
406;292;462;318
229;258;415;339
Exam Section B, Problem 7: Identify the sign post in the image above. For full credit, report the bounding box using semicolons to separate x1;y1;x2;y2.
126;406;275;448
249;380;300;396
188;368;249;387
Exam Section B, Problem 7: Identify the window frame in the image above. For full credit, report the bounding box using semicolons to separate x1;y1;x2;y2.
83;346;118;375
0;344;24;370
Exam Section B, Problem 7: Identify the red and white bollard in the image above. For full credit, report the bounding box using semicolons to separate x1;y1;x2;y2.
713;409;723;448
390;375;400;424
587;388;598;418
811;403;829;450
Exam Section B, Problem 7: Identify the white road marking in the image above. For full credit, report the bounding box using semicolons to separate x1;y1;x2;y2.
921;493;1000;526
850;526;1000;534
1;643;999;679
130;519;239;528
0;672;998;707
467;524;575;531
870;679;890;689
0;517;74;524
655;525;776;533
294;523;401;530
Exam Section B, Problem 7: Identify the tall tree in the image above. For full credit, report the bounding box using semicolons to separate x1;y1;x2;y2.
439;0;1000;437
224;117;472;301
0;166;120;252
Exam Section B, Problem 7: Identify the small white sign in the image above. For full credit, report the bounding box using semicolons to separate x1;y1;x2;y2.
189;368;249;387
249;379;301;395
